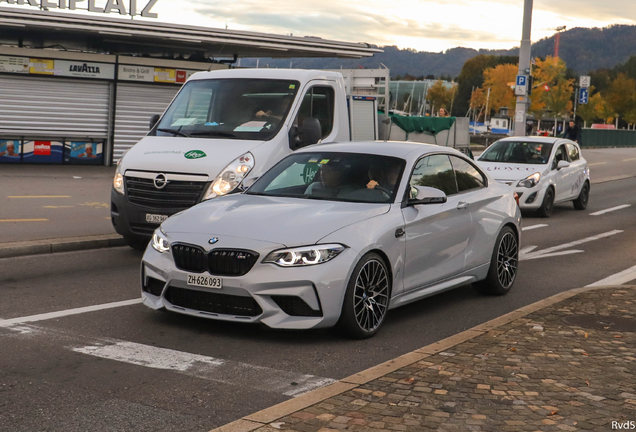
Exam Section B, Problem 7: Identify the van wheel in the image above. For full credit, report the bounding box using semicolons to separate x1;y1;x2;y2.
537;187;554;218
338;253;390;339
573;182;590;210
125;236;149;251
474;226;518;296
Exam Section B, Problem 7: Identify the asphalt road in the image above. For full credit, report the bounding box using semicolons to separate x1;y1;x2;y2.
1;147;636;243
2;170;636;431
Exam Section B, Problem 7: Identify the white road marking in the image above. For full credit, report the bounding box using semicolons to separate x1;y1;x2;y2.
0;299;142;327
71;340;335;397
520;230;623;261
586;264;636;287
522;224;548;232
589;204;631;216
588;162;607;166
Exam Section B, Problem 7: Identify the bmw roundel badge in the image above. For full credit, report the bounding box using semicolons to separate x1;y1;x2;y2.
209;237;219;244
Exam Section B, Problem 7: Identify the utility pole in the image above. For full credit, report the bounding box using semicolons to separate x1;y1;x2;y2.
514;0;533;137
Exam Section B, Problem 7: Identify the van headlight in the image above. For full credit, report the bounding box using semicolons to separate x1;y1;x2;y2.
264;244;346;267
517;172;541;188
113;157;125;195
203;152;255;200
151;230;170;253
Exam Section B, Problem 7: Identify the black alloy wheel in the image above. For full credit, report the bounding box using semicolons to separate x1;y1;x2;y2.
473;226;518;296
339;253;390;339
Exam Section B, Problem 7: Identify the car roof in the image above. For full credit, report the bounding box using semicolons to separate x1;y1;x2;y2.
297;141;466;160
493;136;576;146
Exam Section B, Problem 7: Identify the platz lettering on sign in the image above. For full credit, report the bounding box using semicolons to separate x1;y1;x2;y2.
0;0;159;18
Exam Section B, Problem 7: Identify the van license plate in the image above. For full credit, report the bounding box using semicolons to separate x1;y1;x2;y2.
146;213;168;224
187;274;223;289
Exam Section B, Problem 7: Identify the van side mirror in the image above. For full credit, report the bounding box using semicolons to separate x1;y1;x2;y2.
408;186;447;206
289;118;322;150
149;114;161;131
241;176;259;190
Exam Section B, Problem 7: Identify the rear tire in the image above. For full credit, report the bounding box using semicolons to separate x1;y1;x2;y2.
338;253;391;339
537;187;554;218
573;182;590;210
473;226;518;296
125;235;149;251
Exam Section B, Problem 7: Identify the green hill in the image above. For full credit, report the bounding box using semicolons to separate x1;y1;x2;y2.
240;25;636;78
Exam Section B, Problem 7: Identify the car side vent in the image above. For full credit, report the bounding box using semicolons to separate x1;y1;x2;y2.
271;295;322;317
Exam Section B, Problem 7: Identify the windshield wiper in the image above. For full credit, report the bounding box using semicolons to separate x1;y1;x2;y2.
190;131;240;139
157;128;191;137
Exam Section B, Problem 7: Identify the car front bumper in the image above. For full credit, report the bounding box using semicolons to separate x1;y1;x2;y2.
140;235;357;330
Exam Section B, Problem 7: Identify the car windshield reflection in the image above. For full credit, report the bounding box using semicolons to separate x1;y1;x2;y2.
479;141;554;165
247;152;406;204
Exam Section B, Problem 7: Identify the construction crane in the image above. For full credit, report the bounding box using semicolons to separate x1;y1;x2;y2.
553;26;567;58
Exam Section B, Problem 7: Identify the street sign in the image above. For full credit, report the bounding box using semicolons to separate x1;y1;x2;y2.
515;75;527;96
580;76;591;88
579;88;589;104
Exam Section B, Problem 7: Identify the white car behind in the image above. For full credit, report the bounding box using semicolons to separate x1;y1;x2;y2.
476;137;590;217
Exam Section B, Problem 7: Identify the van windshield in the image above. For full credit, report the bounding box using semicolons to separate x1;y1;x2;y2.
153;79;300;141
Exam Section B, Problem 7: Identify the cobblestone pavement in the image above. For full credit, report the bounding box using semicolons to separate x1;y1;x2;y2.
248;287;636;432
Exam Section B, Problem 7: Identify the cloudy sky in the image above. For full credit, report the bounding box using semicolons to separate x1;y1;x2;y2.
6;0;636;52
144;0;635;52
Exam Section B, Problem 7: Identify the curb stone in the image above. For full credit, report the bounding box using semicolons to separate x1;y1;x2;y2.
209;284;636;432
0;234;128;259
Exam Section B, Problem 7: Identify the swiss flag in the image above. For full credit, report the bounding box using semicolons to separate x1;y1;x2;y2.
544;84;550;91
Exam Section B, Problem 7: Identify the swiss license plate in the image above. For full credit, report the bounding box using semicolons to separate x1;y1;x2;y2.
187;274;223;289
145;213;168;224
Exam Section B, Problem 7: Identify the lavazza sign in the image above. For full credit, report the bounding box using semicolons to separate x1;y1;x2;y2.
0;0;160;18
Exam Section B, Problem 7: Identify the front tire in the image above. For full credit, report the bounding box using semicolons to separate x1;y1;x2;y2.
473;226;518;296
125;235;149;251
338;253;391;339
573;182;590;210
537;187;554;218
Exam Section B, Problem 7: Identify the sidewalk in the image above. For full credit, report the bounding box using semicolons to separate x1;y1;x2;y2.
217;286;636;432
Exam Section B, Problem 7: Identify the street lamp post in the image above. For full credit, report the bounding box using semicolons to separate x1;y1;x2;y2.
514;0;533;137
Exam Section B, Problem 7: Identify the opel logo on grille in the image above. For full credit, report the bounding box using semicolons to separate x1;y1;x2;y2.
154;173;168;189
209;237;219;244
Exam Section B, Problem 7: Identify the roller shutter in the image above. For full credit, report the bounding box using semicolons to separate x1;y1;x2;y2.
0;74;111;138
113;82;180;161
349;98;377;141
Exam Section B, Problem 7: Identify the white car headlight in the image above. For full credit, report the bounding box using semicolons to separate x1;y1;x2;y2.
517;172;541;188
113;157;125;195
203;152;255;200
264;244;346;267
152;230;170;253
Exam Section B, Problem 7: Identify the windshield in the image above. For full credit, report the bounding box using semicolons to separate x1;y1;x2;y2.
247;152;406;204
479;141;554;164
153;79;299;141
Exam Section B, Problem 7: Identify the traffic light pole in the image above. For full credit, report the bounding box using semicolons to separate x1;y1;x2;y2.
514;0;533;137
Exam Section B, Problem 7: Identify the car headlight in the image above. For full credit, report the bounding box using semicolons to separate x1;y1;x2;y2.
151;230;170;253
203;152;255;200
517;172;541;188
264;244;346;267
113;157;125;195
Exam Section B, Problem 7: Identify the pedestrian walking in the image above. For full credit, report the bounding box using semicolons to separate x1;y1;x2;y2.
563;120;582;143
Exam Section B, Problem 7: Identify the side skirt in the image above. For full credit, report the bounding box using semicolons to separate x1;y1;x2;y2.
389;263;490;310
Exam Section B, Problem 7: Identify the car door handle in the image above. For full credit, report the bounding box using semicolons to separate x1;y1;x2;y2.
457;201;470;210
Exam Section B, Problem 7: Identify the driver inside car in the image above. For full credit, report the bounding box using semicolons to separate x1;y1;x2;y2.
367;163;401;193
305;161;356;198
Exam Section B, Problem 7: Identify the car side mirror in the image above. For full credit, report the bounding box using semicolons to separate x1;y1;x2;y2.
149;114;161;131
557;160;570;170
289;118;322;150
408;186;447;205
